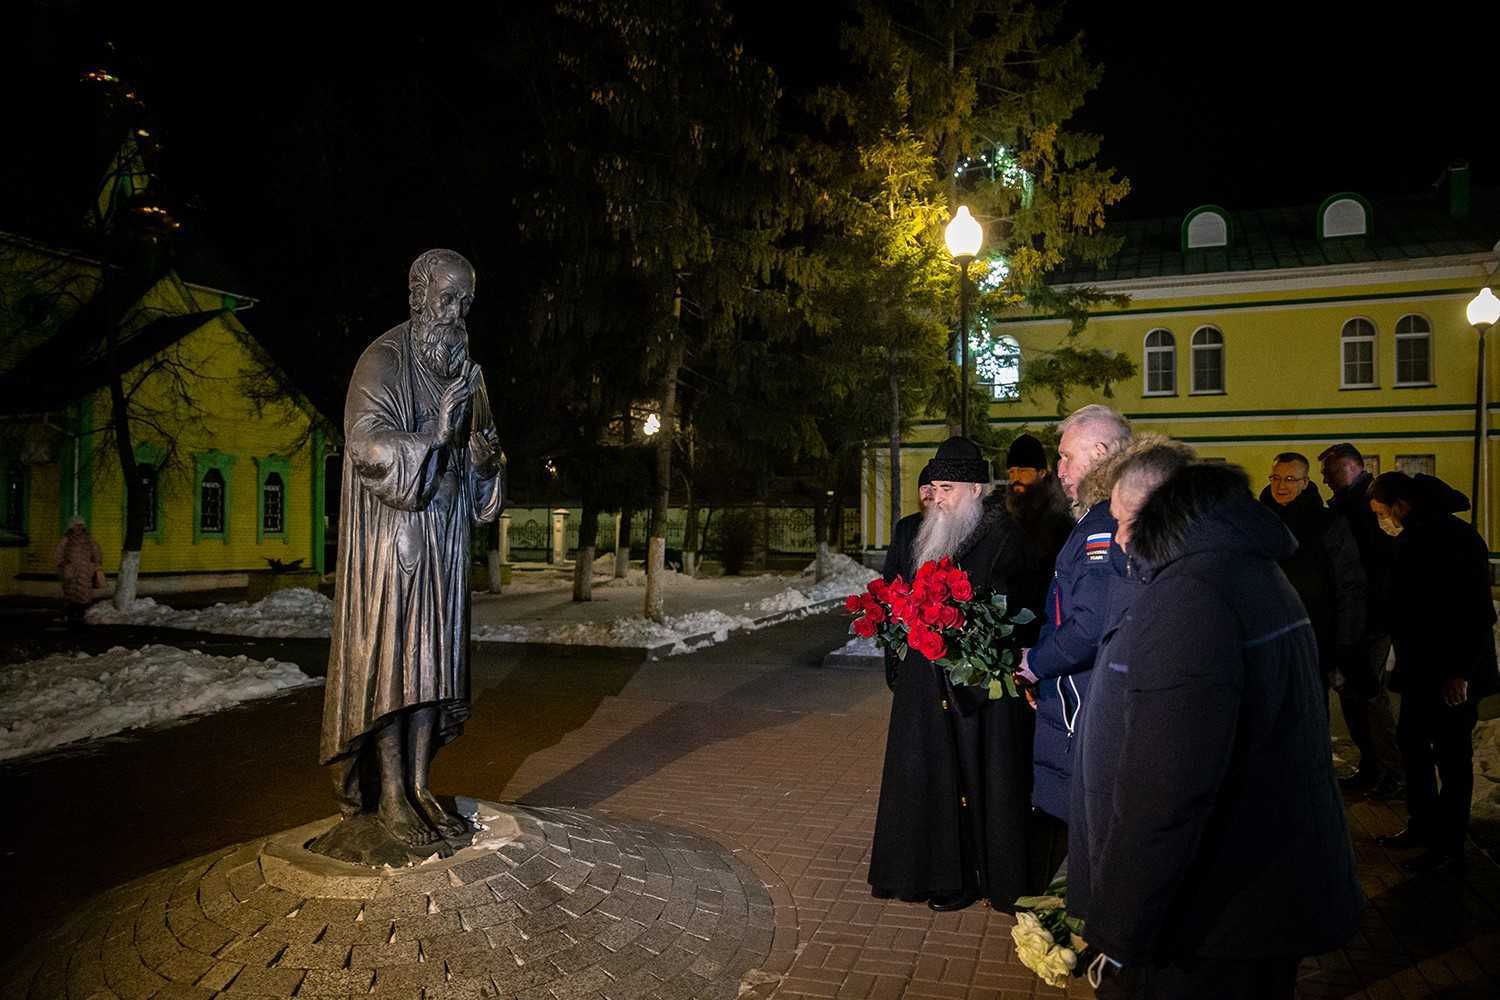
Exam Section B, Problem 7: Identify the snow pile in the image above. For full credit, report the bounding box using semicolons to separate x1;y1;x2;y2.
0;644;320;761
745;553;879;617
829;634;882;658
473;608;757;653
86;588;333;638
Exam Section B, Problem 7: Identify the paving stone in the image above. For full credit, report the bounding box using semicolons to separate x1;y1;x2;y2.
296;968;376;995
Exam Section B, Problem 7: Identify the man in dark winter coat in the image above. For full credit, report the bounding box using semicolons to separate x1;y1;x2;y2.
1369;471;1499;873
1259;452;1366;697
1004;434;1074;641
1320;442;1402;796
869;437;1049;913
1018;406;1131;831
1073;457;1363;999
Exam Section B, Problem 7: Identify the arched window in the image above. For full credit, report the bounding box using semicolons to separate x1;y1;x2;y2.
1183;206;1231;249
1190;327;1225;393
262;472;285;534
1320;194;1371;238
1143;329;1176;395
1394;314;1433;386
200;468;225;534
1341;318;1378;388
977;335;1021;400
3;462;22;534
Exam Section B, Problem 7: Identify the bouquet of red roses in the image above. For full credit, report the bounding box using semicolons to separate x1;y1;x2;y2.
845;556;1035;700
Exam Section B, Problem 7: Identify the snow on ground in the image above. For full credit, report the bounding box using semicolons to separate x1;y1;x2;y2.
472;609;758;655
745;553;879;616
0;644;320;762
828;634;882;658
80;556;875;652
86;587;333;638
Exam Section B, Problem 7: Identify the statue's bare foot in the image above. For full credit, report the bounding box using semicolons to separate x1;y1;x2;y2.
379;796;440;847
414;787;469;839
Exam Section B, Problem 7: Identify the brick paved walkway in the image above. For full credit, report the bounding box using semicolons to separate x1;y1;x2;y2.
3;614;1500;998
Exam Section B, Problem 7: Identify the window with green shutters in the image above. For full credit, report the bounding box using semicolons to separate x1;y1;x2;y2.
193;451;236;544
255;455;292;543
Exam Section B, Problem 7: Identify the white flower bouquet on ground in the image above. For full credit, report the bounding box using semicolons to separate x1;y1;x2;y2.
1012;876;1087;988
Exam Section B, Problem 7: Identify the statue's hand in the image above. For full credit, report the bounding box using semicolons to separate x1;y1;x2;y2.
470;427;503;478
434;378;472;448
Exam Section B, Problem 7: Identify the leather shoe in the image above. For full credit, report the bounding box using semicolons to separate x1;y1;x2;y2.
1375;827;1425;850
1338;768;1379;791
928;893;977;912
1368;774;1405;801
1400;850;1465;875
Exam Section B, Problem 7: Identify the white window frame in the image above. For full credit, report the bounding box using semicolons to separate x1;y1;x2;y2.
1190;326;1226;395
1340;317;1379;389
1143;328;1177;396
1394;314;1434;387
1395;454;1436;477
987;335;1021;401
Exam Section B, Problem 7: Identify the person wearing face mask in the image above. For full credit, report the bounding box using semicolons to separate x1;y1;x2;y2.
1258;452;1366;711
1318;443;1402;798
1368;471;1498;873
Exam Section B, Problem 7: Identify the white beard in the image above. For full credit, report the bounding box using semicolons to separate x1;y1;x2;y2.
913;491;985;566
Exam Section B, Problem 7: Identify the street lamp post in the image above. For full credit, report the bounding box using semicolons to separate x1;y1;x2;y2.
1467;288;1500;541
945;206;983;439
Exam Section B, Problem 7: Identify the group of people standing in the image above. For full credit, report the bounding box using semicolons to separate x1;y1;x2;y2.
867;405;1498;999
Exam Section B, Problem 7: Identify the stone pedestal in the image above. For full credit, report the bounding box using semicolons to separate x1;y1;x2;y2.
549;508;568;565
5;801;778;1000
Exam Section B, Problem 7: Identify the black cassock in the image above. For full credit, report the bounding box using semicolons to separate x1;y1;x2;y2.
868;495;1056;910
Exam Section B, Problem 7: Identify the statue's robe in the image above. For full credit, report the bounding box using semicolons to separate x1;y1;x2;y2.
319;323;503;805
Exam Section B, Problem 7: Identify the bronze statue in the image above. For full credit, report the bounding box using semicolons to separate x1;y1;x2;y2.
315;249;504;862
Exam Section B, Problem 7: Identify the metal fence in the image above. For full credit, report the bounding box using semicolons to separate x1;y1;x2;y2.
504;506;860;561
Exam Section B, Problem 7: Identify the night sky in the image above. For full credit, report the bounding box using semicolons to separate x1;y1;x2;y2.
2;0;1495;404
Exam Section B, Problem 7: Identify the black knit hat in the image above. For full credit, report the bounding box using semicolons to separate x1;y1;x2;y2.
926;436;990;484
917;462;935;487
1005;433;1047;471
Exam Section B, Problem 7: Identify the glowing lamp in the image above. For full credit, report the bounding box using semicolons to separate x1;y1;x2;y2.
1468;288;1500;330
944;205;983;261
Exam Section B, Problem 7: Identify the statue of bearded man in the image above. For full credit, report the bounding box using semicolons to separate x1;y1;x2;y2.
318;249;504;851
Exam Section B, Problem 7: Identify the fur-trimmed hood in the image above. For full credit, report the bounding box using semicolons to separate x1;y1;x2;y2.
1130;463;1296;575
1074;433;1194;514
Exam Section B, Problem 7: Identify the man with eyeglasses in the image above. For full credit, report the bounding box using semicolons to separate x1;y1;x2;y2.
1258;452;1367;720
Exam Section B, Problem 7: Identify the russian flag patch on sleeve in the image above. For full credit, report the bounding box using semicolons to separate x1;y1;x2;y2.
1085;532;1113;562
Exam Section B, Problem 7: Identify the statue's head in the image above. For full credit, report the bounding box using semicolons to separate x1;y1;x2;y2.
407;249;476;378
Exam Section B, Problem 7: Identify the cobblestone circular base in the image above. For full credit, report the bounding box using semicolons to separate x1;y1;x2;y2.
4;800;777;1000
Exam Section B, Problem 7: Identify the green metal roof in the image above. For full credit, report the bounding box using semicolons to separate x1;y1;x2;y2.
1050;191;1499;285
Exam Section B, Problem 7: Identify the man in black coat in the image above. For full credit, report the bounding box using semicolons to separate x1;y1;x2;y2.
1369;472;1500;873
1259;452;1366;698
869;437;1049;912
1003;433;1074;639
1072;457;1362;998
1320;443;1402;796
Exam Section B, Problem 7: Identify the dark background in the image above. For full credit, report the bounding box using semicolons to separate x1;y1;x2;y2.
2;0;1494;397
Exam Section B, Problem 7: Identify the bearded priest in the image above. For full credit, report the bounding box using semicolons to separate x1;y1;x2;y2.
868;436;1053;912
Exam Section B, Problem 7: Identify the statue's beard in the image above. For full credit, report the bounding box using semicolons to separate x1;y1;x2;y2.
914;490;984;566
411;312;468;378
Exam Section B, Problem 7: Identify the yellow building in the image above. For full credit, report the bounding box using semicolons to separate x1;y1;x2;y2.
863;177;1500;556
0;235;327;596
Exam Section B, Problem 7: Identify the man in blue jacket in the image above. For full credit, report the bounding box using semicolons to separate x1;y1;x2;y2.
1018;405;1131;851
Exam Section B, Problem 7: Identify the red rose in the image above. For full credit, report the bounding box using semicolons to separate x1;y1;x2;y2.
844;594;863;615
920;601;943;626
937;604;962;630
910;625;947;661
853;615;878;638
868;578;889;601
865;602;887;624
949;574;974;602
